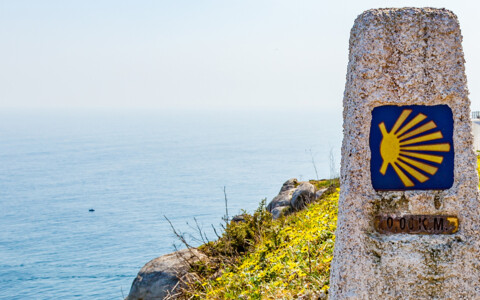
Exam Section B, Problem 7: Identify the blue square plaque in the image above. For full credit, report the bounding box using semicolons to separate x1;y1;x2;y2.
370;105;454;190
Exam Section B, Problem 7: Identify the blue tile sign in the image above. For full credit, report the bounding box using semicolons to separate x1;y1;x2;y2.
370;105;454;190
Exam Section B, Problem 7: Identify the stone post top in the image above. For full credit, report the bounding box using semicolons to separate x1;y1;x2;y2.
352;7;460;33
345;6;466;106
357;7;457;19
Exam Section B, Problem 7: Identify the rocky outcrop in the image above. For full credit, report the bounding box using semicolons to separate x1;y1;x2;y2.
271;205;291;219
126;248;207;300
127;179;331;299
267;178;327;219
266;178;298;212
231;214;246;223
291;182;316;211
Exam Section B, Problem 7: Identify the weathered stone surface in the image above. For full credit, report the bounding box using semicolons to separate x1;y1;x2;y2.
231;214;246;223
266;178;298;212
126;248;207;300
271;205;291;219
291;182;316;211
330;8;480;299
267;179;329;219
279;178;299;193
316;188;327;199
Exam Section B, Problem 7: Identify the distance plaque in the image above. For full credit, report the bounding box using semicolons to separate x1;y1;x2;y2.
374;215;458;234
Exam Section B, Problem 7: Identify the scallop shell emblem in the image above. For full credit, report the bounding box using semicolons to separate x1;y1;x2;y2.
378;109;451;187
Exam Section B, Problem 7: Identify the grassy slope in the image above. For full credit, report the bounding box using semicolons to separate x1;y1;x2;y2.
206;190;337;299
187;157;480;299
187;181;339;299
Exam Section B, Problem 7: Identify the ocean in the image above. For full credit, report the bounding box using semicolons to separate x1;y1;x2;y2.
0;109;342;299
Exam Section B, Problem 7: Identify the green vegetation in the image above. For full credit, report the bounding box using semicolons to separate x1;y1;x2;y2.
183;179;339;299
181;156;480;299
477;155;480;185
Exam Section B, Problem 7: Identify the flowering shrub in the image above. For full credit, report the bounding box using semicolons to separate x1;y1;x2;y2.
477;155;480;185
188;183;339;299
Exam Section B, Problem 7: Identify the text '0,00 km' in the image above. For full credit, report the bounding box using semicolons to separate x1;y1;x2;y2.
374;215;458;234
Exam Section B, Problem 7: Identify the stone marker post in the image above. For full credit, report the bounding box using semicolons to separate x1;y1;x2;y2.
330;8;480;299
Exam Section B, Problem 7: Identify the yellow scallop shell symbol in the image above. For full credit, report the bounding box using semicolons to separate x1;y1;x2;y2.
378;109;451;187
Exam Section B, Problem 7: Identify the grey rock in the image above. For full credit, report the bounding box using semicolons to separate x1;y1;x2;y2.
315;188;328;199
291;182;316;211
126;248;207;300
266;178;298;212
231;214;246;223
271;205;291;219
279;178;298;193
267;192;293;211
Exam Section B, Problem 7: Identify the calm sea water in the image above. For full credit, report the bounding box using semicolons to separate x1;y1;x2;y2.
0;109;342;299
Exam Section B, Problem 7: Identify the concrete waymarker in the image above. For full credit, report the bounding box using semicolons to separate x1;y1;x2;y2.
330;8;480;299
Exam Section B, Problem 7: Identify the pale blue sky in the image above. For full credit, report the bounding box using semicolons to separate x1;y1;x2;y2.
1;0;479;112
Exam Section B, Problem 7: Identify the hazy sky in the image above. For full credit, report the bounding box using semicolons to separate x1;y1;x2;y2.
1;0;480;112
